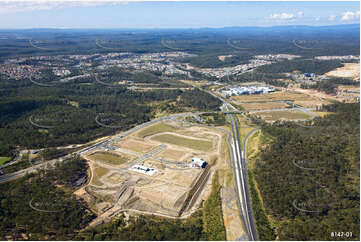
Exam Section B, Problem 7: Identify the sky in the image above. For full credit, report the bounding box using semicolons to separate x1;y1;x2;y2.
0;0;359;29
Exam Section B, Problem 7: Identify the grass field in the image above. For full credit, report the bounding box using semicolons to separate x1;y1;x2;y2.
89;152;131;165
312;111;335;117
137;122;176;138
237;115;259;149
92;166;109;186
255;110;313;121
245;130;262;170
152;134;213;151
0;157;11;166
218;168;234;187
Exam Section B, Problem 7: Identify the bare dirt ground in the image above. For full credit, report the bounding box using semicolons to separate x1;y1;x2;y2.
338;85;360;91
75;118;244;239
230;91;316;103
230;90;330;109
221;186;245;240
75;118;228;228
290;87;358;103
178;79;212;88
253;110;313;122
155;149;188;161
239;102;289;111
293;99;332;108
325;63;360;80
115;137;157;153
218;55;233;62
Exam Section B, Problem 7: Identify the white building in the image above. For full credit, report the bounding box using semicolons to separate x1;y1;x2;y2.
190;157;208;168
222;85;275;97
131;165;157;176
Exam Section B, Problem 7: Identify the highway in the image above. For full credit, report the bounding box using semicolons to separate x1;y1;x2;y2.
2;87;258;241
196;86;259;240
0;153;73;184
226;105;258;241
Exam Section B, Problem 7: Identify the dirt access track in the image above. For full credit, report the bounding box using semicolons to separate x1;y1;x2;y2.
76;118;227;226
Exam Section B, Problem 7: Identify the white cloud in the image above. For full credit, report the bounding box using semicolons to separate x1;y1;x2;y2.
0;0;129;14
341;10;360;21
328;15;336;21
269;12;295;20
297;11;303;17
315;16;320;21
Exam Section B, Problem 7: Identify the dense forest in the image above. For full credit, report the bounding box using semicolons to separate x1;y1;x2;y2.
181;53;253;68
0;156;95;240
229;71;289;87
256;59;343;75
253;103;360;240
76;213;205;241
0;24;359;62
301;77;360;94
0;79;221;157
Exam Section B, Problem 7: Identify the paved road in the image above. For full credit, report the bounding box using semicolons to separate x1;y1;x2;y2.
193;85;258;241
0;112;204;184
227;109;258;241
0;154;74;184
248;107;315;114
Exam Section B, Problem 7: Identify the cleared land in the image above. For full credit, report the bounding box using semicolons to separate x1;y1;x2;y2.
230;91;315;103
92;166;109;186
254;110;313;122
338;85;360;92
116;138;156;153
151;133;213;151
293;100;331;108
79;120;225;222
156;149;188;161
88;151;132;165
218;55;233;61
137;122;176;138
289;87;339;102
239;102;289;111
325;63;360;80
312;111;335;117
106;173;129;185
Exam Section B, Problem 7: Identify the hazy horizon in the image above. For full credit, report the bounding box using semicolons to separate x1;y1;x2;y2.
0;1;359;29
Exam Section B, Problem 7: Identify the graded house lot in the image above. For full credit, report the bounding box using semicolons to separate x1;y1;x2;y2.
137;122;176;138
88;151;134;165
156;148;188;161
115;137;157;153
150;133;213;152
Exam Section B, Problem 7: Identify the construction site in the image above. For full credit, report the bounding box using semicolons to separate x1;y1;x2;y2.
75;116;227;226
